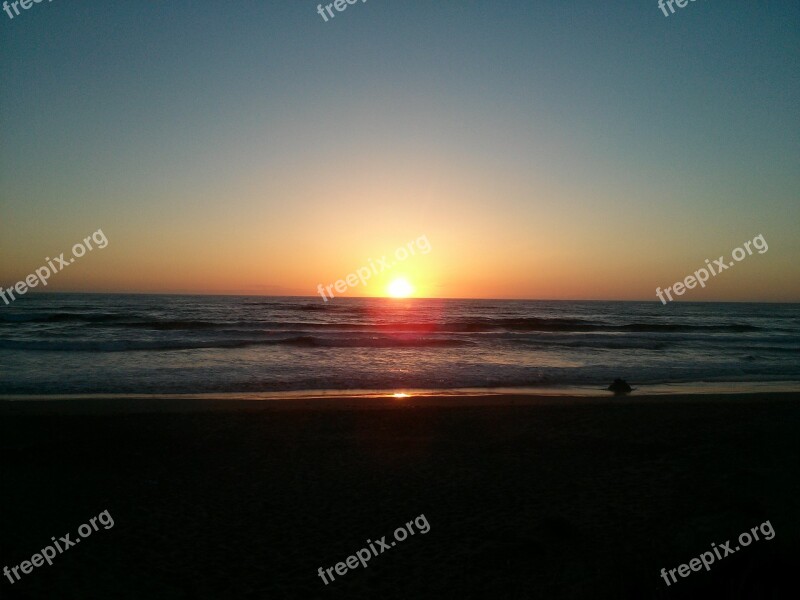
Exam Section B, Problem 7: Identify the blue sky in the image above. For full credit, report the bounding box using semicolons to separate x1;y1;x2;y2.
1;0;798;299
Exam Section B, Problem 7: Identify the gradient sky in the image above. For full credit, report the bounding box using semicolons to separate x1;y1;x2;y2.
1;0;798;300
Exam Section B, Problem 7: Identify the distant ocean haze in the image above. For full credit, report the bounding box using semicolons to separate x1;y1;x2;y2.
0;294;798;395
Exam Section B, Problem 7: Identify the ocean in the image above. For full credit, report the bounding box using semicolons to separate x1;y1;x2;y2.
1;294;798;396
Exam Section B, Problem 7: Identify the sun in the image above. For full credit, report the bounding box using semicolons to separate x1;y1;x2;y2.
387;277;413;298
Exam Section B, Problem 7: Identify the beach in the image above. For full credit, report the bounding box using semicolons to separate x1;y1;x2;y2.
2;392;798;599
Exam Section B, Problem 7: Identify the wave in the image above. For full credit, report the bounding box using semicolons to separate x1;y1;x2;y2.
264;319;763;334
0;311;768;334
0;312;139;324
0;335;470;352
240;301;369;313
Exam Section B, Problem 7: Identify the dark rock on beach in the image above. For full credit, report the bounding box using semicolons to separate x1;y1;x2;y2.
608;378;633;394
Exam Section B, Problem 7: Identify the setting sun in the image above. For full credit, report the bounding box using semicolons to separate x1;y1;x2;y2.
387;277;413;298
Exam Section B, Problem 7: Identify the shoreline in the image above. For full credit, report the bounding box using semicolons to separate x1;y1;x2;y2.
0;389;797;415
2;381;797;403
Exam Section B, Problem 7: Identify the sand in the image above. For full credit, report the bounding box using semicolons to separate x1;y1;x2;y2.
1;392;798;599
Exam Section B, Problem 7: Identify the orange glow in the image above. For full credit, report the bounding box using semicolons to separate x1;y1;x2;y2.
387;278;413;298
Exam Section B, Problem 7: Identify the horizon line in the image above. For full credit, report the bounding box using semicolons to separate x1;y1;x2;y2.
5;291;800;305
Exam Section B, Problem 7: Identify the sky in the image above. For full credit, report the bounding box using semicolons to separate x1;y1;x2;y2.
1;0;798;301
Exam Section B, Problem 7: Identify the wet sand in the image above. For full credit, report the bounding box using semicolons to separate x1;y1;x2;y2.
1;392;798;599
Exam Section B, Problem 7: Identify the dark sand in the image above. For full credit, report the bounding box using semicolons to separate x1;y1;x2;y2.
1;393;798;599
